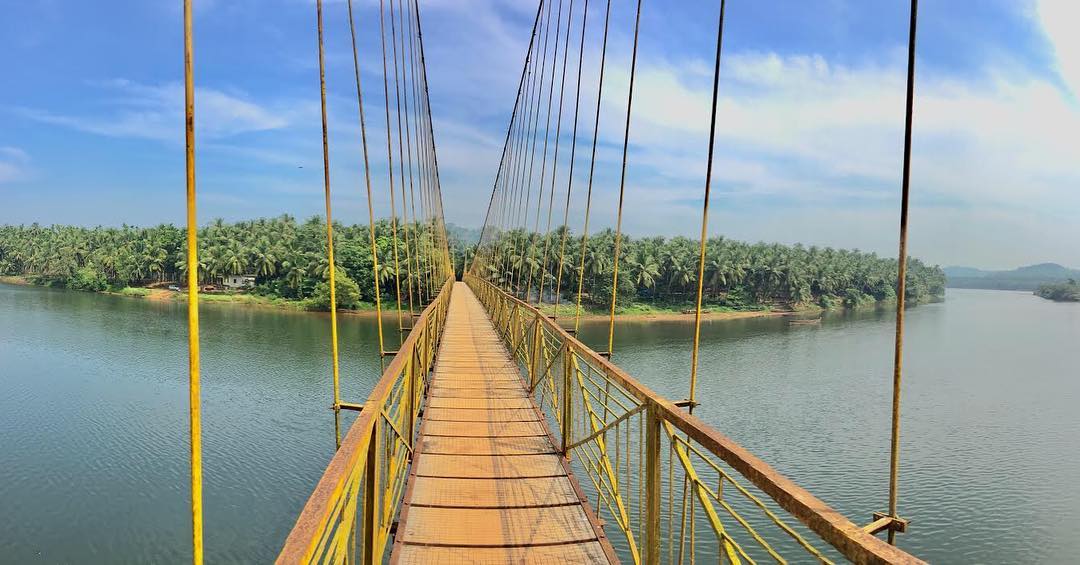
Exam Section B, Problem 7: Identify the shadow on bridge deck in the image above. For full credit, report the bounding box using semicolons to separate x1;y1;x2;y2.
390;282;616;564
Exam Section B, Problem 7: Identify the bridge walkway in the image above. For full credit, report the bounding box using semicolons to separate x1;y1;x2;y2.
390;282;615;564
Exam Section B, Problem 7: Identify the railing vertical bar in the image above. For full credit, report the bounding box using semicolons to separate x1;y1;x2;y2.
561;343;573;453
361;420;379;565
645;402;661;565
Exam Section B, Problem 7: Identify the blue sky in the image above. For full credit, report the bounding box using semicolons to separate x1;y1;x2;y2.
1;0;1078;269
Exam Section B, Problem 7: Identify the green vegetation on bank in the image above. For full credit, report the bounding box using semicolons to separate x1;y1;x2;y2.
1;217;945;313
0;216;444;311
1035;280;1080;302
478;227;946;311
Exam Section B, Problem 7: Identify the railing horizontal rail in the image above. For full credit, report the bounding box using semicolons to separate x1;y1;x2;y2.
465;274;923;565
277;278;454;565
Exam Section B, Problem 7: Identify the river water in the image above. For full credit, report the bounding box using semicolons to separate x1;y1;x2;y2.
1;284;1077;562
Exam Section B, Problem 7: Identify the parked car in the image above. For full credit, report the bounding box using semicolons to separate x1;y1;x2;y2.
168;285;181;291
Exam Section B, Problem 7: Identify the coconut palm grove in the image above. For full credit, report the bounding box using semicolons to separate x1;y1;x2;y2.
0;216;945;312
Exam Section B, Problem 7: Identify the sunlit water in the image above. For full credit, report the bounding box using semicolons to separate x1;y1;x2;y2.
1;284;1077;562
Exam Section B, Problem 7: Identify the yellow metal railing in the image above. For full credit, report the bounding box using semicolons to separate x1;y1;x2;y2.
276;278;453;564
466;274;924;565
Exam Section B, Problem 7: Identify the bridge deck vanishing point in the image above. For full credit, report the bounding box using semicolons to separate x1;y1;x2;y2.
390;282;615;564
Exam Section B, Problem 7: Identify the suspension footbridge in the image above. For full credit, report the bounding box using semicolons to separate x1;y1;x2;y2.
177;0;927;563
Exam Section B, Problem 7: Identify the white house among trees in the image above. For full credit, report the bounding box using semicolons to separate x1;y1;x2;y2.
222;274;256;289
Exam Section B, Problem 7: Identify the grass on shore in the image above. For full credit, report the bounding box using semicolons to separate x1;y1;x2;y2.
532;299;772;319
167;289;379;312
98;287;384;313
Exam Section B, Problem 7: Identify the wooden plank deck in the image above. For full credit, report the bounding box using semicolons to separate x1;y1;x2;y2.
390;282;615;565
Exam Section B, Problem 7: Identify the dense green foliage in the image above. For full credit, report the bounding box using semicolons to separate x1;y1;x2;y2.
477;227;946;309
1035;280;1080;302
0;216;445;310
1;217;946;311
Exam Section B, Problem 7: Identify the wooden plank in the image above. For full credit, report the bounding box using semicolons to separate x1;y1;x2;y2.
412;453;566;479
429;384;531;393
428;387;528;399
394;541;609;564
406;476;580;508
426;397;535;410
397;506;597;546
423;407;541;423
419;435;556;456
390;283;612;565
423;420;547;437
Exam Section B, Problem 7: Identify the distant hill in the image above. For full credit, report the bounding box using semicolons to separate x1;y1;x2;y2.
446;223;481;247
945;263;1080;290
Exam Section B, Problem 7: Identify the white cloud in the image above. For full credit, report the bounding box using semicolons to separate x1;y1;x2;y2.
1034;0;1080;97
16;79;292;142
569;47;1080;267
0;147;30;185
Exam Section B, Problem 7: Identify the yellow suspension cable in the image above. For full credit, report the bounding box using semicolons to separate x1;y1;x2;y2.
605;0;643;357
573;0;612;335
396;0;424;305
511;0;553;297
504;34;542;293
377;0;406;338
501;92;532;290
689;0;726;414
888;0;919;545
315;0;342;414
412;0;452;283
533;0;573;307
497;68;531;291
526;0;565;303
404;0;429;299
552;0;589;319
388;0;417;317
346;0;385;356
475;0;544;286
407;4;436;299
182;1;203;562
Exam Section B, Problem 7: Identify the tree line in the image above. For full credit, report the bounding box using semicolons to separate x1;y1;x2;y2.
474;227;946;309
0;216;450;311
1035;280;1080;302
1;217;945;311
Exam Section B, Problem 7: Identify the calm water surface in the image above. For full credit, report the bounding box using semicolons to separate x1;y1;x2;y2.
2;285;1078;563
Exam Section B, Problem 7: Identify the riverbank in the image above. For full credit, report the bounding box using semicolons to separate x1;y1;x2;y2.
1035;281;1080;302
533;300;789;322
1;276;936;321
3;277;779;321
0;276;385;315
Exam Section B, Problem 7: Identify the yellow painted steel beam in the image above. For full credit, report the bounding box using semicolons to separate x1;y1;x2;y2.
181;1;203;563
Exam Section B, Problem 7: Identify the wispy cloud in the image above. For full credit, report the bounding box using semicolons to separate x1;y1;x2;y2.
0;146;30;185
14;79;293;142
597;48;1080;213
